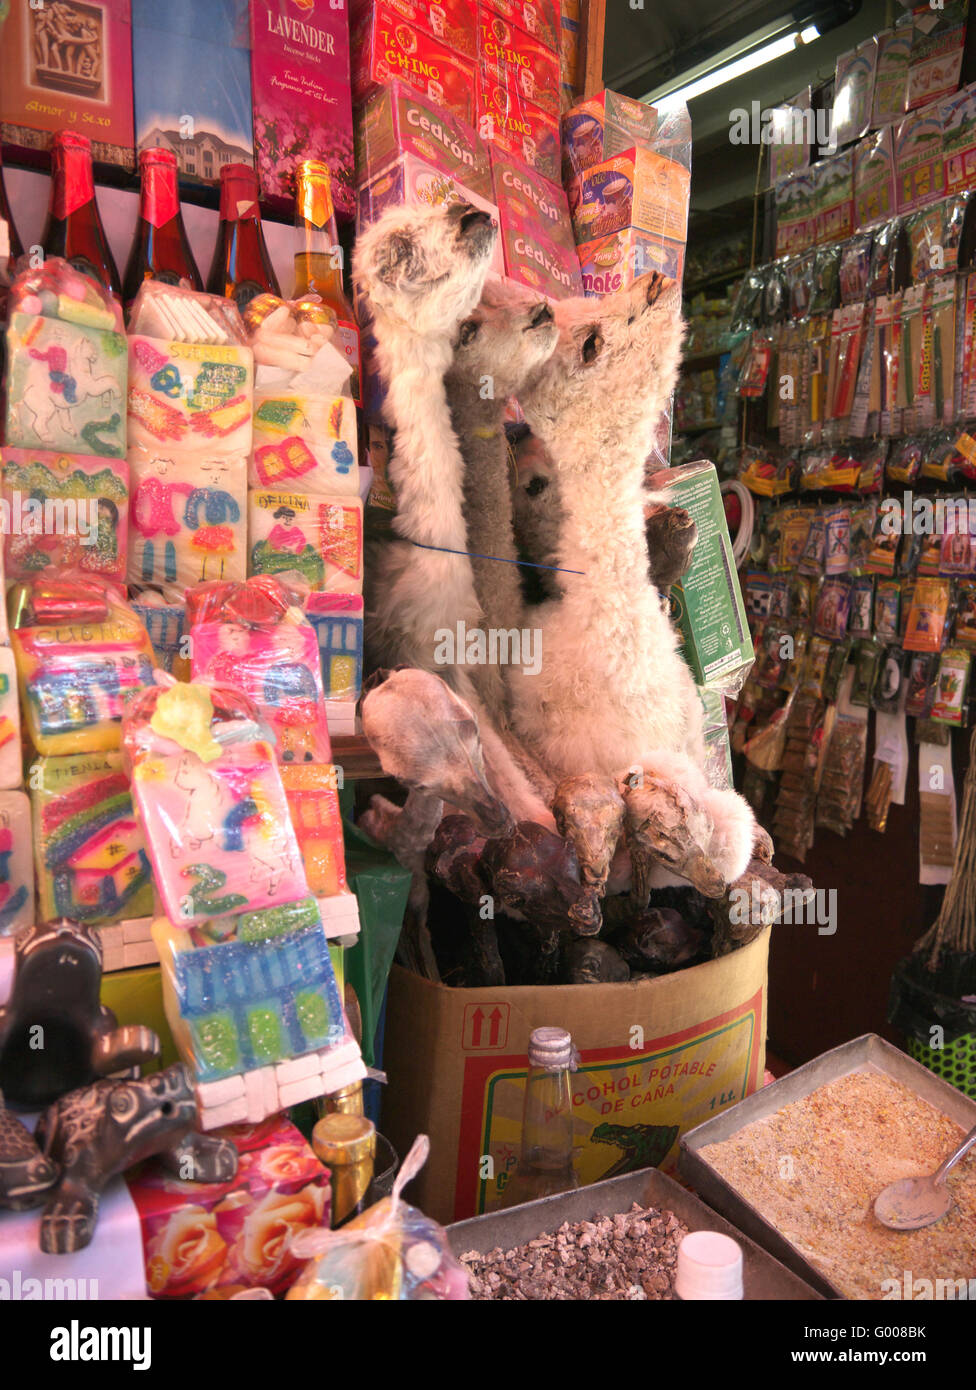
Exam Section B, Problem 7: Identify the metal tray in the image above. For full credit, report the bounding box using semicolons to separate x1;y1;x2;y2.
447;1165;821;1299
679;1032;976;1299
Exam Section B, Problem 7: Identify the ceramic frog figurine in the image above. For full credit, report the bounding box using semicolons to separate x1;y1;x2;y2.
0;1091;59;1210
35;1063;238;1254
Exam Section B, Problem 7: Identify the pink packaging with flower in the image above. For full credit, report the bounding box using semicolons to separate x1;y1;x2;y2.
127;1115;331;1298
352;2;476;125
249;0;355;219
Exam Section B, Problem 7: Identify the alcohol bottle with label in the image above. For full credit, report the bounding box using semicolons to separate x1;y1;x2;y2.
123;147;202;310
40;130;120;296
500;1026;580;1208
292;159;362;405
206;162;280;311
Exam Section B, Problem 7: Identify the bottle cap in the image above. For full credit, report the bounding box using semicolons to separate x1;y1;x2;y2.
295;159;334;229
675;1231;744;1300
54;130;91;152
140;147;178;168
528;1026;576;1070
312;1113;376;1165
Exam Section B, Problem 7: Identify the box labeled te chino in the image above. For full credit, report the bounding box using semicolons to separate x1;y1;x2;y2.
0;0;135;168
249;0;355;219
352;1;476;126
477;73;561;186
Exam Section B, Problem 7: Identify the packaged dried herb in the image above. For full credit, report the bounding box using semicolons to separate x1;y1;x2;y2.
850;575;875;637
872;644;908;712
931;646;971;725
851;637;884;706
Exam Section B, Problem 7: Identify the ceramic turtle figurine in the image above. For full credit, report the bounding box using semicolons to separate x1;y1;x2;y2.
36;1063;238;1254
0;1090;59;1211
0;921;160;1109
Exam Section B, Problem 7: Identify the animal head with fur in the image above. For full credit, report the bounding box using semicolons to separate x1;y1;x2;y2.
518;272;685;458
353;202;498;339
447;279;558;402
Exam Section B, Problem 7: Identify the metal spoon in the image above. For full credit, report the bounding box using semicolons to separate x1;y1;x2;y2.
874;1122;976;1230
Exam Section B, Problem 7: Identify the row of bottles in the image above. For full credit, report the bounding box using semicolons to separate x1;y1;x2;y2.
0;134;359;360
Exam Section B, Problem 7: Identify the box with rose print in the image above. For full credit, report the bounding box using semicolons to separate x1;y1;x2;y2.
127;1115;331;1298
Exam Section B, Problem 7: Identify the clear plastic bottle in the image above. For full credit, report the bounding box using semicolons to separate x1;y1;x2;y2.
501;1026;580;1207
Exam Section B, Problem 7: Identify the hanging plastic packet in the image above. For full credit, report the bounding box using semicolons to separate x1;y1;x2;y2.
787;253;815;319
754;622;790;689
823;505;852;574
849;500;879;573
814;577;853;642
856;440;886;492
761;262;789;325
809;245;841;314
953;578;976;645
781;628;807;692
931;646;971;724
866;507;902;576
919;430;961;483
850;637;884;706
903;577;952;652
823;636;853;701
886;435;924;485
769;576;791;620
798;512;826;576
790;573;816;626
803;635;832;698
874;579;901;640
850;575;875;637
745;571;775;622
868;218;900;296
839;232;873;303
774;506;812;570
872;644;908;713
730;268;765;333
939;498;976;575
900;581;916;638
905;651;938;716
737;333;774;398
875;291;903;438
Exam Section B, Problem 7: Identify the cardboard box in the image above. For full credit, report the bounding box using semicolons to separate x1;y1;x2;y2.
478;6;561;116
0;0;135;168
569;147;690;249
250;0;355;218
562;88;661;177
354;80;492;197
382;930;770;1223
358;153;505;278
132;0;253;184
490;147;575;254
126;1115;331;1297
499;213;582;300
577;227;685;297
477;73;560;186
351;0;479;58
853;125;897;227
352;2;476;125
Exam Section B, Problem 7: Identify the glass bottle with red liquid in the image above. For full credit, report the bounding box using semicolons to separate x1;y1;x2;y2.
206;162;280;310
41;129;120;296
292;158;362;405
123;147;202;310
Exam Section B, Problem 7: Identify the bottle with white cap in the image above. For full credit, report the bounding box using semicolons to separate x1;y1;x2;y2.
674;1230;744;1300
500;1026;580;1208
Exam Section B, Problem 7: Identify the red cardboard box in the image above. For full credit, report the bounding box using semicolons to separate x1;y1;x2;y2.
352;0;478;58
249;0;355;218
577;227;685;298
478;7;561;116
499;211;582;300
354;80;493;198
478;74;560;185
0;0;135;168
352;2;476;125
490;147;576;255
127;1116;331;1298
484;0;561;54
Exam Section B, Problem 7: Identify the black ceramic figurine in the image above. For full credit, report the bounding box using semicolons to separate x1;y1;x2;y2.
36;1063;238;1254
0;921;160;1109
0;1091;59;1210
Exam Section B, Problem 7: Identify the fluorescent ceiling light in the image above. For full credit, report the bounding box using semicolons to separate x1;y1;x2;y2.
647;23;821;107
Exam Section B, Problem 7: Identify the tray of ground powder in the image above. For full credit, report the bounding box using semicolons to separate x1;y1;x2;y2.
680;1033;976;1299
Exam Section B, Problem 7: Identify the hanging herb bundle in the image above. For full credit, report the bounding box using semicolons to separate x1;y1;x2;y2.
916;722;976;966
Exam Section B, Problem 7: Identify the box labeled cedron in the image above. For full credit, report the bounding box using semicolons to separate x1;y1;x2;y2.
354;80;492;197
569;147;691;247
499;214;582;300
490;148;576;254
382;929;770;1223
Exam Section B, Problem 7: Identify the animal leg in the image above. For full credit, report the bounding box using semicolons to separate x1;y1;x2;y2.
40;1180;99;1255
91;1024;160;1077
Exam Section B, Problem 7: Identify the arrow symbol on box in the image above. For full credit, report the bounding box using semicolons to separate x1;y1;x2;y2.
471;1007;485;1047
488;1007;503;1046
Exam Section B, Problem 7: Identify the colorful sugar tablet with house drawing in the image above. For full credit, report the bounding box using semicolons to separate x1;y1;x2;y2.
2;447;129;583
305;593;364;701
250;392;358;495
281;763;348;898
127;336;253;456
11;599;156;755
128;452;247;593
248;491;364;593
31;751;154;926
123;680;309;927
5;312;126;458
